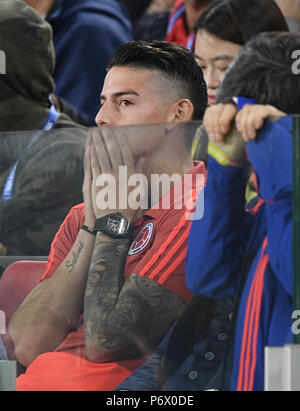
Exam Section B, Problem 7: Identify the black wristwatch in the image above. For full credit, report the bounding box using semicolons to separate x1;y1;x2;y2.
94;213;134;239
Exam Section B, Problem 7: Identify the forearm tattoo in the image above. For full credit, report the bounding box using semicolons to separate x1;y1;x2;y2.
65;240;84;273
84;234;186;360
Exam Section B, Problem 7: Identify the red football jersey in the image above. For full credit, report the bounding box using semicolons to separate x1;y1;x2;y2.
17;162;206;391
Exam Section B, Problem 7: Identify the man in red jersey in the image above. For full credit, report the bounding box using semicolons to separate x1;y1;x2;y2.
9;41;207;390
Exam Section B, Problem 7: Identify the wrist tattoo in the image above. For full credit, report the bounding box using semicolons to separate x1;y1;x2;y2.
66;240;84;273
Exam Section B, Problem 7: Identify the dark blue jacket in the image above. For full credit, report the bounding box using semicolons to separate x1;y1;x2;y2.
47;0;133;125
186;116;293;391
115;296;234;391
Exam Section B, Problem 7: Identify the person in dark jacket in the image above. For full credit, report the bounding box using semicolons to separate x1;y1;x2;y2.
23;0;134;126
0;0;86;256
131;0;175;42
191;32;299;391
118;0;152;24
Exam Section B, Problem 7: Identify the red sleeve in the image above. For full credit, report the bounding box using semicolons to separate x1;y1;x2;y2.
132;209;194;303
40;204;85;281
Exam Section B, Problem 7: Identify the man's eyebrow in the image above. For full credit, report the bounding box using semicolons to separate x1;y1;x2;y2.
100;91;140;101
194;53;234;63
194;53;204;61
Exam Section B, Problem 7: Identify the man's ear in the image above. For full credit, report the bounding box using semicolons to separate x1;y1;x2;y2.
169;99;194;122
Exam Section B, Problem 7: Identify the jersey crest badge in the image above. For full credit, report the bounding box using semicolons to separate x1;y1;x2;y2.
128;222;154;255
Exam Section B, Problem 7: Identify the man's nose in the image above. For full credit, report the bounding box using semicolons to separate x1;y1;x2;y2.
95;104;113;127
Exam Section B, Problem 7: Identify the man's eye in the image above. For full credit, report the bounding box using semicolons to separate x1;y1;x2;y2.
120;100;132;107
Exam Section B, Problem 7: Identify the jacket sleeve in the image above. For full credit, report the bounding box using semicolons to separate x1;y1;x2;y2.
186;157;249;299
246;116;293;296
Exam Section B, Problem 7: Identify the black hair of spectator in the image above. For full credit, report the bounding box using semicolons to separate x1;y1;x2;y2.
217;32;300;114
194;0;289;45
108;40;208;120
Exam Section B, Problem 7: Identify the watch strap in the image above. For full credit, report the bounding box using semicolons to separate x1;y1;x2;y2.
80;224;97;236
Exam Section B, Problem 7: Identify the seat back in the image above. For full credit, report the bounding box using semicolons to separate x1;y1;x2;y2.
0;256;48;279
0;261;47;359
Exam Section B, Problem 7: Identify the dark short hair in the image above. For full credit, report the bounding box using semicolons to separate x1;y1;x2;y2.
194;0;288;45
108;40;208;120
217;32;300;113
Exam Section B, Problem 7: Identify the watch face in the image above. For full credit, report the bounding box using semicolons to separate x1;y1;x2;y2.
107;215;128;235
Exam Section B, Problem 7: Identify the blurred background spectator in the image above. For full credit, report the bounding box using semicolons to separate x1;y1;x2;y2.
275;0;300;32
118;0;153;23
125;0;213;45
23;0;134;126
131;0;176;41
166;0;214;48
0;0;86;256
